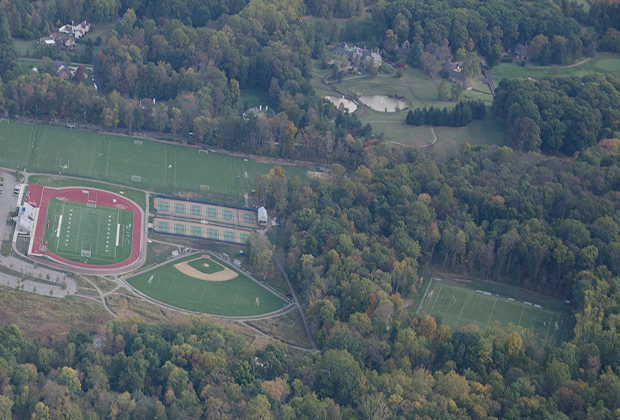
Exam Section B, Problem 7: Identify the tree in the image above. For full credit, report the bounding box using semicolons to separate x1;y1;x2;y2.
170;107;182;137
230;79;240;106
193;116;210;142
31;402;50;420
451;83;464;101
245;394;271;420
384;29;398;58
437;80;449;101
0;396;12;420
463;52;481;78
510;117;541;151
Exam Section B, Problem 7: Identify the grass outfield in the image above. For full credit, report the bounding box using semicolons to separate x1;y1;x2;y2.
127;254;287;316
42;199;134;265
419;279;572;341
188;256;225;274
0;122;310;203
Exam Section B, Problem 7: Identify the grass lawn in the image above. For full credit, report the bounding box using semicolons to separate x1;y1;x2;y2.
238;88;274;110
492;54;620;84
42;199;134;265
146;242;178;266
126;254;287;316
247;309;313;349
415;276;574;343
19;59;41;75
187;255;225;274
13;38;38;57
29;175;147;210
81;21;116;44
0;122;310;204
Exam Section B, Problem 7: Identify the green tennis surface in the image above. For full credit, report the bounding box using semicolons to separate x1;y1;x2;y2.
127;254;287;316
42;199;134;265
421;281;569;339
0;122;310;200
187;256;225;274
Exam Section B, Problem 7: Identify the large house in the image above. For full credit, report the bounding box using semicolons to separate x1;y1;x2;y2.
515;43;529;60
444;59;472;90
59;21;90;39
333;43;382;68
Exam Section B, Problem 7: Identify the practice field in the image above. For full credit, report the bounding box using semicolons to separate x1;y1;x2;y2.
0;122;310;202
421;281;569;339
41;199;134;265
127;254;288;316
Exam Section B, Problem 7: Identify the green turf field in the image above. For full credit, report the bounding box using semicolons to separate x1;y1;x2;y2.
420;279;571;340
0;122;310;202
127;254;287;316
42;199;134;265
187;256;225;274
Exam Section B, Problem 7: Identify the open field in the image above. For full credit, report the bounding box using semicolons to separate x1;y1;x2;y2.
247;309;313;349
126;254;287;316
418;277;573;342
492;54;620;84
41;199;134;265
313;63;501;145
0;122;310;203
13;39;38;57
0;286;111;338
28;175;146;210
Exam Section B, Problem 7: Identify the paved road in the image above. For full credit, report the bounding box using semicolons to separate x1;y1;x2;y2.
0;172;18;240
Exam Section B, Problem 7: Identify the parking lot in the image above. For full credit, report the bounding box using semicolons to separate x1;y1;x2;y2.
0;172;18;240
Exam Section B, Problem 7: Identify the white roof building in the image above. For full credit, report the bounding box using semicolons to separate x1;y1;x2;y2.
17;203;36;233
258;207;268;224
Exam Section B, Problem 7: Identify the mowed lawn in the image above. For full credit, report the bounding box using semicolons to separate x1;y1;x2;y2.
420;281;572;341
127;254;287;316
492;54;620;84
0;122;310;200
42;199;134;265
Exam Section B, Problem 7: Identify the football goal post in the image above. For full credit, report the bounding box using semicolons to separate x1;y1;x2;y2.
87;203;96;208
134;140;143;145
200;185;209;191
132;175;141;182
81;244;92;258
255;297;260;306
199;149;208;154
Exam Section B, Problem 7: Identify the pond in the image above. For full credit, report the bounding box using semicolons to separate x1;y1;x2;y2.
325;96;358;112
359;95;408;112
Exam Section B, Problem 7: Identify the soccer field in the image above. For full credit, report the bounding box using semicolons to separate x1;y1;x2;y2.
127;254;288;316
41;199;134;265
421;281;569;339
0;122;310;200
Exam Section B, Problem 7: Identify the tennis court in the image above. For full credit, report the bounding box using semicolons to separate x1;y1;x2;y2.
421;281;567;338
42;199;134;265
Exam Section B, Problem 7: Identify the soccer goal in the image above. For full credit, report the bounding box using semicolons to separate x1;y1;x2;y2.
255;297;260;307
0;118;9;123
87;203;96;208
200;185;209;191
132;175;142;182
134;140;143;145
81;244;92;258
199;149;208;154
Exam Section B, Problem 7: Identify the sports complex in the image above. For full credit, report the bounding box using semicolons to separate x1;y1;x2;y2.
26;185;144;271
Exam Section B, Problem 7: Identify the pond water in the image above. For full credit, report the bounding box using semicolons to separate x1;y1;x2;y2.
325;96;358;112
359;95;408;112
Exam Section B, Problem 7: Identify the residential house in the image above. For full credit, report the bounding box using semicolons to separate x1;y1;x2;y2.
448;70;472;90
51;32;76;50
515;43;529;60
443;59;462;72
333;43;382;68
243;105;268;118
59;21;90;39
57;64;73;80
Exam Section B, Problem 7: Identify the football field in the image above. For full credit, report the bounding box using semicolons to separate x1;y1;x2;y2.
127;254;288;316
42;199;134;265
0;122;310;200
421;280;569;338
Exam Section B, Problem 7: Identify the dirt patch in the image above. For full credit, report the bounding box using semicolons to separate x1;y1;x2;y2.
307;171;330;181
174;255;238;281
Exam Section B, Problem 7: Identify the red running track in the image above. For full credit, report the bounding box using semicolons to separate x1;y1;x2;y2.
26;185;142;270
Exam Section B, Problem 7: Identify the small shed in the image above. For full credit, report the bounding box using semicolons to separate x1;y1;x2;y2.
258;207;268;225
233;259;242;268
171;250;179;257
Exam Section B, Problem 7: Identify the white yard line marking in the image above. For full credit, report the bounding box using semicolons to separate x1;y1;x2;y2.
486;298;498;330
518;305;526;326
429;284;443;314
455;291;470;329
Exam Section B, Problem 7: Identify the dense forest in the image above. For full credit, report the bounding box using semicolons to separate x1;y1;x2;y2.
493;75;620;155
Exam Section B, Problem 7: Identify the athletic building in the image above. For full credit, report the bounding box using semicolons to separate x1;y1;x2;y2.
153;194;258;244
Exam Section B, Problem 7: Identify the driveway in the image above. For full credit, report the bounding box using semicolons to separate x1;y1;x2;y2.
0;172;18;240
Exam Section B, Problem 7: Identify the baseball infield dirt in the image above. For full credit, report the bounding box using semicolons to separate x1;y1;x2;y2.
174;255;239;281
